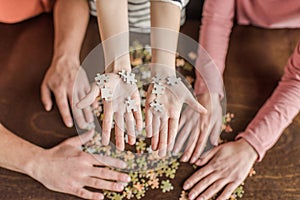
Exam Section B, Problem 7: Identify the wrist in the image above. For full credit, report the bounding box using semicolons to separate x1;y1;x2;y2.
51;54;80;70
150;63;176;77
237;138;258;162
23;148;48;179
106;54;131;73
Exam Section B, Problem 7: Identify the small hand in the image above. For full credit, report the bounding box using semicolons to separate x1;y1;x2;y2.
31;131;131;200
41;57;94;128
183;139;258;200
145;74;206;157
174;93;222;163
77;72;143;151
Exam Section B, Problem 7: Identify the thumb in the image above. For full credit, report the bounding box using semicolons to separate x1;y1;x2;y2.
185;94;207;114
77;84;99;109
64;129;95;147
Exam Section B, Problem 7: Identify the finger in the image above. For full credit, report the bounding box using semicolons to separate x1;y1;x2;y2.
73;188;104;200
210;118;222;146
195;179;228;200
89;167;131;183
125;111;136;146
151;115;160;150
133;105;143;132
92;155;127;169
65;130;95;147
195;145;221;166
216;182;240;200
102;101;113;146
85;177;125;192
79;90;95;124
167;118;179;152
158;118;168;157
172;128;187;155
185;96;207;114
72;94;88;129
145;109;153;137
77;85;99;109
54;90;73;127
183;164;214;190
188;172;221;200
115;113;125;150
41;83;52;111
180;125;199;162
190;125;211;164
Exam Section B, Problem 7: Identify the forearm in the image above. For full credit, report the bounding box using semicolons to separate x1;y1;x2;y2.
0;124;44;177
52;0;89;61
150;1;181;73
194;0;235;96
96;0;131;73
237;42;300;161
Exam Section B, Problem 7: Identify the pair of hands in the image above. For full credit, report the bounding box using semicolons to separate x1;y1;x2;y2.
30;131;131;200
77;69;207;157
176;93;258;200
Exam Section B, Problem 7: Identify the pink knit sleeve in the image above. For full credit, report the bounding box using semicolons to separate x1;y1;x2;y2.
237;41;300;161
194;0;235;97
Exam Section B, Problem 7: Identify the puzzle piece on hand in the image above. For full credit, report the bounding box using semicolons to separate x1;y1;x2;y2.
151;75;163;85
166;76;181;86
118;70;137;85
101;86;113;101
150;100;164;112
95;73;109;87
152;84;165;95
125;97;137;112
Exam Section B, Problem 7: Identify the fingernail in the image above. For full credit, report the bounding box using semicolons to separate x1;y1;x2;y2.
183;183;190;190
116;183;124;191
122;175;131;182
98;194;104;200
181;155;188;162
189;192;196;200
190;157;196;164
198;197;204;200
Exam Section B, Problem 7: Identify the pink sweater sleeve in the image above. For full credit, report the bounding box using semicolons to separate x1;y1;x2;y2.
237;41;300;161
194;0;235;97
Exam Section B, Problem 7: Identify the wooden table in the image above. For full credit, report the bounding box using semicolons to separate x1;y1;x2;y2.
0;14;299;200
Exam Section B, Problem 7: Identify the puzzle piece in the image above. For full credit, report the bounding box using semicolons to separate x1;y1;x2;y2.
167;76;181;86
150;100;164;112
161;180;174;193
125;97;137;112
118;70;137;85
152;84;165;95
101;86;113;101
151;75;162;84
95;73;109;87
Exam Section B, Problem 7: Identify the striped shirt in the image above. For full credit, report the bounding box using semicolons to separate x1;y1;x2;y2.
89;0;189;33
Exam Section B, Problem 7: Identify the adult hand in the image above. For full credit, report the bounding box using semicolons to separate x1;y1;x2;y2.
77;72;143;151
41;56;94;128
183;139;258;200
30;131;131;200
145;72;207;157
174;93;222;163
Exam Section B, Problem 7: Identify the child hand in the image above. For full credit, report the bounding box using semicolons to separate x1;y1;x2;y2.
77;71;143;151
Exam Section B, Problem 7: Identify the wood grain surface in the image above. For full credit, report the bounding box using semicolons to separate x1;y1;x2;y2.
0;14;299;200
